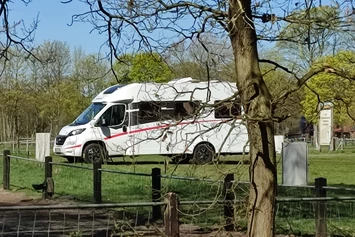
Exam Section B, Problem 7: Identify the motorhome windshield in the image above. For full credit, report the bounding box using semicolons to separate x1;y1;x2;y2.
71;103;106;126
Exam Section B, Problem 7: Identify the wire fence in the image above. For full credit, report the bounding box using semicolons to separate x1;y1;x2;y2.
1;198;355;236
0;203;165;237
3;151;355;236
275;199;355;236
0;139;54;156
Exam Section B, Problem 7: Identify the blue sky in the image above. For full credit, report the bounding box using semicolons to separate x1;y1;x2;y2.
9;0;282;56
10;0;108;54
9;0;339;56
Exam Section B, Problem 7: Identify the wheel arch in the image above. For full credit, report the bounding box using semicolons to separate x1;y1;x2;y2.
82;140;107;157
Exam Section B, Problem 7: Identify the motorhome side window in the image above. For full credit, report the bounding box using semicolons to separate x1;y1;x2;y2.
214;99;241;118
174;101;200;119
138;101;200;123
138;102;162;123
100;104;125;126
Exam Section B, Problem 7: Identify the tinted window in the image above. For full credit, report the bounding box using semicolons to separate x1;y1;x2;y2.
214;99;241;118
138;102;162;123
174;101;200;119
101;104;125;126
137;101;200;123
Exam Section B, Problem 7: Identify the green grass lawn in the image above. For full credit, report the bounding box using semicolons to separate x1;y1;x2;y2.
1;147;355;235
2;147;355;201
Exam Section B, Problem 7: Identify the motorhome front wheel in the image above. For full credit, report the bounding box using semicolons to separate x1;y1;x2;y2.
82;143;107;164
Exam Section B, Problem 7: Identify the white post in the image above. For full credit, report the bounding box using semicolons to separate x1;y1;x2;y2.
314;124;320;151
36;133;50;162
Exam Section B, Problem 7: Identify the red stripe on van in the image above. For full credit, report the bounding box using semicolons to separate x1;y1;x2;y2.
65;145;82;149
103;119;225;140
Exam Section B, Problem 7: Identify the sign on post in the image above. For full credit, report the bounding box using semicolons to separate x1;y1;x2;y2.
36;133;51;162
319;109;333;145
282;142;308;186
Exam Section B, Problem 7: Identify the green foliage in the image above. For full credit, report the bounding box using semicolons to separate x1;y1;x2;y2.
260;50;304;134
113;52;173;83
302;51;355;125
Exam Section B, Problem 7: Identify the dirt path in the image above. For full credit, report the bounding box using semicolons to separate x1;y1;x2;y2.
0;188;67;206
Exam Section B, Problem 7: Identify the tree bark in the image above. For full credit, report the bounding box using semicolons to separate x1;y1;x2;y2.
228;0;277;236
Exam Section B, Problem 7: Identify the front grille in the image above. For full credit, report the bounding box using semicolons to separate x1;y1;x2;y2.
56;135;67;145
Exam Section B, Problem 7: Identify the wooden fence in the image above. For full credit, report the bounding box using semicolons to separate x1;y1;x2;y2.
3;149;355;236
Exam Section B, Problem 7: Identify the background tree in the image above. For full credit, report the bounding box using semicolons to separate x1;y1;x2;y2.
113;52;173;83
72;48;112;98
0;0;38;142
28;41;72;134
276;5;341;72
0;40;113;141
260;50;304;135
302;51;355;126
167;36;235;81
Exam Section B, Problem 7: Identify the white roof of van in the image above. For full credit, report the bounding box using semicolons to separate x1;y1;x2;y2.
92;79;237;104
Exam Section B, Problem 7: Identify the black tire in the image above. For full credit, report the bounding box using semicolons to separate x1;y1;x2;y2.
65;157;82;163
66;157;74;163
191;143;215;164
82;143;107;164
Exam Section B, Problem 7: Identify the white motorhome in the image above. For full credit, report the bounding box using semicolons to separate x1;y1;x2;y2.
53;78;249;164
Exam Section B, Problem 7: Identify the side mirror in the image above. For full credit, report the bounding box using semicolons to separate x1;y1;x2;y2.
122;125;127;133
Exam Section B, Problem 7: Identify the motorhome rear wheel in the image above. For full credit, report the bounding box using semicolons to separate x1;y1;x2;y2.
192;143;215;164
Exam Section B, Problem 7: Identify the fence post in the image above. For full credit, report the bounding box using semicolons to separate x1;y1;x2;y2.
3;150;10;190
152;167;162;220
93;162;102;204
44;156;54;199
223;173;234;231
315;177;327;237
164;192;179;237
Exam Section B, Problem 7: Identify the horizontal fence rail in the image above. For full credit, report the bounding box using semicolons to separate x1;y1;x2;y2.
8;155;44;163
99;168;152;177
276;196;355;202
50;162;94;170
0;202;167;211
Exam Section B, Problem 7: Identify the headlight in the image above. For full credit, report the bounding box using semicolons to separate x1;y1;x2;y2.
68;128;86;136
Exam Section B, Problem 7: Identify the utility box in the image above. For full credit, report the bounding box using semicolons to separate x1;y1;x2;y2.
282;142;308;186
36;133;51;162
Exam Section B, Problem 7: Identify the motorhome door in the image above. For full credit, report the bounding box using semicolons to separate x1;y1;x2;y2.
95;104;129;156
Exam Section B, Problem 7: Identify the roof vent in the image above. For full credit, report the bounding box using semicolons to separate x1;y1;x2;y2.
103;85;125;94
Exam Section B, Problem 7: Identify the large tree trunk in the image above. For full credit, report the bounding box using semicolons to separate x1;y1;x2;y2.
228;0;277;236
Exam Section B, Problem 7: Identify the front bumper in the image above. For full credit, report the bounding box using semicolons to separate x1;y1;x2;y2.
53;135;82;157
